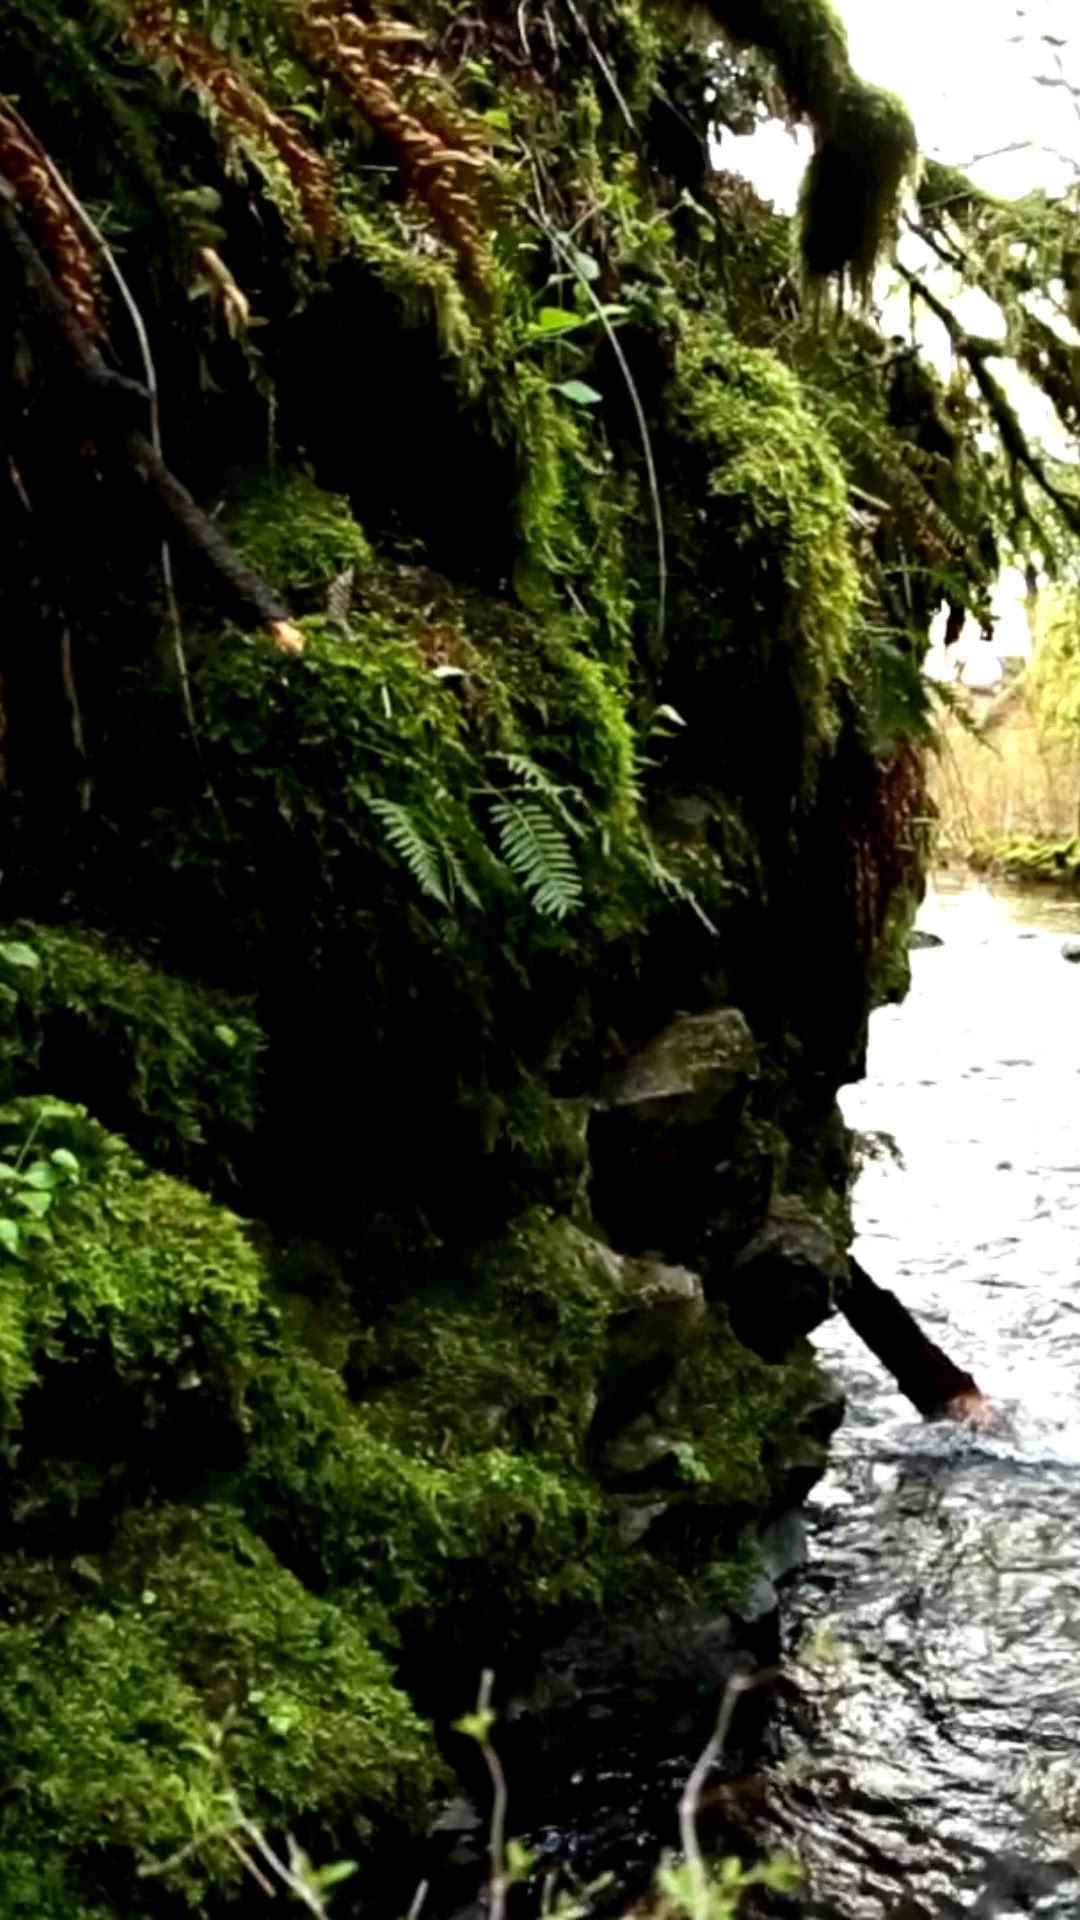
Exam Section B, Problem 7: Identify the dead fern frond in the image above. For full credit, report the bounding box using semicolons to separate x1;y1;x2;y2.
291;2;490;283
125;0;340;249
0;104;103;334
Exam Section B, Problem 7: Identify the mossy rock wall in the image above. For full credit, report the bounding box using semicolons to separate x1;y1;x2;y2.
0;0;997;1902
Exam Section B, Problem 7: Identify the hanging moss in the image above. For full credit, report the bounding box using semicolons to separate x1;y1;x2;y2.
0;926;264;1191
668;316;860;750
708;0;916;291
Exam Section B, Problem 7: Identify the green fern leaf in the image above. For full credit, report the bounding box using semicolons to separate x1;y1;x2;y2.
488;753;587;837
368;798;450;908
489;797;582;920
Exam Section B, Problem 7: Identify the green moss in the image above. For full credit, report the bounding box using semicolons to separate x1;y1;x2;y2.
671;318;859;745
0;925;264;1191
354;1212;620;1458
968;831;1080;887
221;467;373;598
105;595;689;1244
870;886;916;1007
669;1307;817;1510
243;1351;609;1637
0;1098;268;1453
709;0;916;291
0;1507;435;1919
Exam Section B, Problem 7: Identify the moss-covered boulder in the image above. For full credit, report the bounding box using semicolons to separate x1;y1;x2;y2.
0;928;265;1191
0;1097;268;1467
0;1506;436;1920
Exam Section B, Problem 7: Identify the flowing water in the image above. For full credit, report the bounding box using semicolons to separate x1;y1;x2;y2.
767;878;1080;1917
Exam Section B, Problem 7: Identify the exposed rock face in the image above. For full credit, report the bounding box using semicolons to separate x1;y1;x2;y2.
601;1257;706;1404
588;1010;758;1257
720;1196;847;1361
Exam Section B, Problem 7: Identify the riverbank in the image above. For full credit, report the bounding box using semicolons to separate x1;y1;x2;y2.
953;833;1080;889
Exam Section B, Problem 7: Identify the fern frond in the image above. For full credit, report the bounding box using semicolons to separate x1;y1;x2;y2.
368;797;450;907
488;751;586;837
439;838;483;911
489;797;582;920
640;832;719;936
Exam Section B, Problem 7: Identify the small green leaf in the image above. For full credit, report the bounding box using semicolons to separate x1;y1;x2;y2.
23;1162;60;1191
554;379;603;406
16;1189;53;1219
453;1708;495;1744
50;1148;80;1175
213;1023;238;1050
529;306;589;337
310;1860;360;1892
0;1217;20;1256
0;941;40;971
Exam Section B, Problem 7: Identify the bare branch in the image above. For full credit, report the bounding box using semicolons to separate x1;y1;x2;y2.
900;265;1080;538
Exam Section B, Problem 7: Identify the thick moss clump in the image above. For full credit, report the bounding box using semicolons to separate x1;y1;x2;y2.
242;1351;609;1646
0;1098;267;1459
666;319;859;772
0;1507;435;1920
220;467;374;601
709;0;916;291
0;927;264;1191
352;1212;619;1458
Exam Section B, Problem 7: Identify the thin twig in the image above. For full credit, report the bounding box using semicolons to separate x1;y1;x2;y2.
678;1669;754;1902
136;1821;241;1879
561;0;636;137
225;1831;279;1899
11;103;224;808
237;1818;328;1917
476;1670;510;1920
526;200;667;652
404;1877;431;1920
60;626;92;812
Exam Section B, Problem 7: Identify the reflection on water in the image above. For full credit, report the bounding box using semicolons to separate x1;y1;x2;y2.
773;878;1080;1917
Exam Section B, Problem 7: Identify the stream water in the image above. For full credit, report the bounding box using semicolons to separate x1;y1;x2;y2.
765;877;1080;1917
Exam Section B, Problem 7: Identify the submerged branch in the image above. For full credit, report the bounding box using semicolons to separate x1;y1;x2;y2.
842;1258;1004;1430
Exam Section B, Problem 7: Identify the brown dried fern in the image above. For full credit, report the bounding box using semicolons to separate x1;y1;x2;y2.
290;1;490;283
0;104;102;334
126;0;340;249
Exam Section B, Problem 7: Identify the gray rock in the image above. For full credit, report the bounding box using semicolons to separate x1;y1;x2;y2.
758;1509;808;1585
600;1416;680;1483
594;1008;757;1118
1063;938;1080;963
732;1573;779;1627
908;928;944;950
589;1009;757;1256
718;1196;846;1360
602;1257;705;1399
